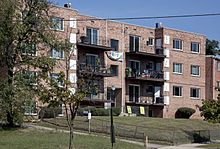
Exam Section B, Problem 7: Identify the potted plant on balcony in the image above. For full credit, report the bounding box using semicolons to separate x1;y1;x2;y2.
125;67;132;77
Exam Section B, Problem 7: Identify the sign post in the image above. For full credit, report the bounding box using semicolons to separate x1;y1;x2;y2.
88;111;91;134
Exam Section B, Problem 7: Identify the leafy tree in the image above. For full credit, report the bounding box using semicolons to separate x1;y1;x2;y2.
0;0;66;126
199;90;220;123
38;47;98;149
206;39;219;55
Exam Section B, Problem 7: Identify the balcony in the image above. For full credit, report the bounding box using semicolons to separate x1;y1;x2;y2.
126;68;164;82
78;63;114;77
126;97;165;106
77;34;113;51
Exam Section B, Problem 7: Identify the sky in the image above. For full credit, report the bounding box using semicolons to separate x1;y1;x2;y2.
52;0;220;42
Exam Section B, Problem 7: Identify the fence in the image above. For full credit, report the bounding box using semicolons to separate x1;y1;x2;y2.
41;116;220;145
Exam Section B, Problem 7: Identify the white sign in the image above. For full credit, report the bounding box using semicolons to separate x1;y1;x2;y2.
106;51;123;62
164;35;170;45
69;73;77;83
69;18;77;28
164;96;170;105
164;83;170;92
164;58;170;68
88;112;91;120
70;60;77;70
70;33;76;44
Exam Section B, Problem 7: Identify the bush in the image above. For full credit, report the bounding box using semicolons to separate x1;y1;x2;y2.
78;107;121;116
175;107;196;119
38;107;62;119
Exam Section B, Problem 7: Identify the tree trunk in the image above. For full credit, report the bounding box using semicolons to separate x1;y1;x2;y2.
69;124;74;149
6;111;14;127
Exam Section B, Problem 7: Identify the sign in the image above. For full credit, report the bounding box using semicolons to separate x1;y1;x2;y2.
106;51;123;62
127;106;132;114
88;112;91;120
140;106;145;115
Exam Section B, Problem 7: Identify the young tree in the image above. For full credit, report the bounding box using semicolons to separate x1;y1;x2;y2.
0;0;68;126
38;46;98;149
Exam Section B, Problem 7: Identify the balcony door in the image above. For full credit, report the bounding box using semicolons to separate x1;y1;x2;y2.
129;60;140;76
86;28;98;45
129;85;140;102
154;86;161;103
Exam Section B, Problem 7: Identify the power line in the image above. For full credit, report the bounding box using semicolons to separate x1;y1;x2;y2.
65;12;220;22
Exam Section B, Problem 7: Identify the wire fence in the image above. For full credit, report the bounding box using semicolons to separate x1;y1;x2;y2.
39;116;220;145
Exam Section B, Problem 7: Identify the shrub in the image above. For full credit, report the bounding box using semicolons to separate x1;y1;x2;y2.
38;107;62;119
175;107;196;119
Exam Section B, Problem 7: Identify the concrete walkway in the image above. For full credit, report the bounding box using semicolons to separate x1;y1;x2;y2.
26;124;207;149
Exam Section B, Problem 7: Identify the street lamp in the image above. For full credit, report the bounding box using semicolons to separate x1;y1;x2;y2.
110;85;116;148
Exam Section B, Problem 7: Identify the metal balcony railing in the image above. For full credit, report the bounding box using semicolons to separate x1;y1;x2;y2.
78;63;113;77
77;34;111;47
126;69;164;80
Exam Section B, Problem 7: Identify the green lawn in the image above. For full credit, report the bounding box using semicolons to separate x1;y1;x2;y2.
35;116;220;145
0;128;143;149
197;143;220;149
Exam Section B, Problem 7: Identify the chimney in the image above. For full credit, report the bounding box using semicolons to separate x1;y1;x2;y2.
155;22;163;29
64;3;71;8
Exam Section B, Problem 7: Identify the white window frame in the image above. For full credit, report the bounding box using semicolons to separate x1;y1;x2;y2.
50;17;64;31
173;39;183;51
191;42;200;53
173;86;183;97
86;27;99;45
24;101;38;116
147;37;154;46
190;88;200;99
128;84;140;102
51;73;64;87
129;35;140;52
21;43;37;56
50;48;64;59
191;65;200;77
173;63;183;74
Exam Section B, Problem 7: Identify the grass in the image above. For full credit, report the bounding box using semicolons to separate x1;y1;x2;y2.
34;116;220;145
0;127;143;149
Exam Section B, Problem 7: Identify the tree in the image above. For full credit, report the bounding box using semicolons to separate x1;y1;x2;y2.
199;90;220;123
38;46;98;149
206;39;219;55
0;0;67;126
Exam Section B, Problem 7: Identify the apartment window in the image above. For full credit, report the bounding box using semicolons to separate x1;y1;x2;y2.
24;100;37;115
51;73;63;87
110;65;118;76
129;35;140;52
51;48;64;59
86;79;99;99
110;39;119;51
50;17;64;31
173;63;183;74
173;86;182;97
216;81;220;88
173;39;183;50
22;43;36;56
191;65;200;76
129;85;140;102
86;54;98;67
191;42;200;53
129;60;140;75
147;37;154;46
23;71;37;85
86;28;98;45
217;62;220;71
190;88;200;99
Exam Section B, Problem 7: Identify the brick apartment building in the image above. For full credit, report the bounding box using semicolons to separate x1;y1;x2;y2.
46;4;207;118
206;55;220;100
9;4;208;118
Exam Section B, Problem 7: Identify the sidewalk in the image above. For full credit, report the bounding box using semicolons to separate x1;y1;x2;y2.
158;143;206;149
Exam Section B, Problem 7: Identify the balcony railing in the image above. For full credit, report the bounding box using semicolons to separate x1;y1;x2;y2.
126;69;164;81
127;96;164;105
77;34;113;47
78;63;113;77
